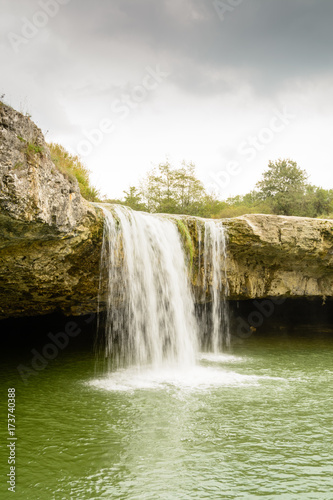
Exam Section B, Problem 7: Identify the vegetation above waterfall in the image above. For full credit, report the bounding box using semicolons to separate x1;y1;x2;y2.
3;96;328;219
47;138;333;219
7;104;329;220
108;159;333;219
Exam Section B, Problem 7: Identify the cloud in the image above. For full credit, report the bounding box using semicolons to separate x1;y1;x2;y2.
1;0;333;198
4;0;333;100
45;0;333;95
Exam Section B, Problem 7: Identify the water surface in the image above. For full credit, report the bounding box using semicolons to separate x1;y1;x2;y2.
0;332;332;499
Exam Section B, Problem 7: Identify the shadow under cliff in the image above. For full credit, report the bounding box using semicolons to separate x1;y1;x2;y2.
1;298;332;357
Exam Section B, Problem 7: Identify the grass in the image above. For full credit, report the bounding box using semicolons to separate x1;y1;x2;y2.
48;142;100;202
214;202;272;219
27;142;43;155
19;138;44;161
6;104;100;203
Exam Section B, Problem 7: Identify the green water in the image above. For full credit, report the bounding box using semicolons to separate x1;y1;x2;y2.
1;332;333;499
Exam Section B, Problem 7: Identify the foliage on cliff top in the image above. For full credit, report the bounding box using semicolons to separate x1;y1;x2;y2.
118;159;333;219
110;161;226;218
48;143;100;202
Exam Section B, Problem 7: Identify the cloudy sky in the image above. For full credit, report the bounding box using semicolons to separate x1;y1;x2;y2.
1;0;333;199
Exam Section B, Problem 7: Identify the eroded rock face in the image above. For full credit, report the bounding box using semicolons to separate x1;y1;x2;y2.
0;103;332;320
175;214;333;303
223;214;333;299
0;103;104;319
0;103;92;229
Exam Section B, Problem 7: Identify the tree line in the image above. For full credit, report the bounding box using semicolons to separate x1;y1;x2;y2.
106;159;333;219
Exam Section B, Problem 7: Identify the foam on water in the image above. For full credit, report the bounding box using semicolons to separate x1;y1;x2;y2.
88;360;284;393
198;352;246;363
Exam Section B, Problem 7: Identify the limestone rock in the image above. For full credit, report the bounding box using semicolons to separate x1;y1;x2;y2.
0;103;103;319
223;214;333;299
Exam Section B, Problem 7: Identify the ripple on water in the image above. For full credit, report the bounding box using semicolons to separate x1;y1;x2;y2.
198;352;246;363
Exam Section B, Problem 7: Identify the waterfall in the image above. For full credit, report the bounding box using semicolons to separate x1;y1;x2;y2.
199;220;230;351
98;205;198;369
97;206;230;370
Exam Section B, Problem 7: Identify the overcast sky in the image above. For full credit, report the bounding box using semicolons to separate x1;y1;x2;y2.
1;0;333;199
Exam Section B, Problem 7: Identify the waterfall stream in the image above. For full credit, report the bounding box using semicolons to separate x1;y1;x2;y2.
200;220;230;351
98;206;229;369
98;205;198;368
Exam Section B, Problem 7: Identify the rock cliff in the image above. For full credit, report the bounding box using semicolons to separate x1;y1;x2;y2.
223;214;333;300
0;103;332;320
0;103;103;319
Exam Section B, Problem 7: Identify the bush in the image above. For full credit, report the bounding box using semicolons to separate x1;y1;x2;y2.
48;143;100;202
318;213;333;220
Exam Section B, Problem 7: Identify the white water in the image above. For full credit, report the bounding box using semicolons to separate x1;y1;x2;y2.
88;364;280;393
199;220;230;351
98;205;198;369
98;206;230;370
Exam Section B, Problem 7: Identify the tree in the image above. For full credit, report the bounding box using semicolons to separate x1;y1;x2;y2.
256;159;308;215
119;157;332;219
123;186;147;211
256;159;308;197
174;162;205;213
298;186;333;218
140;161;206;215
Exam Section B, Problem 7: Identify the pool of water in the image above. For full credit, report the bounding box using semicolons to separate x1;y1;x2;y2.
1;332;332;499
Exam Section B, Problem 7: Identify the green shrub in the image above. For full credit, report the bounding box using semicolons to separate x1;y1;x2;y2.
48;142;100;202
318;213;333;220
27;142;43;155
213;202;272;219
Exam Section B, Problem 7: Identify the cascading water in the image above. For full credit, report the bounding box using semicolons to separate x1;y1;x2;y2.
97;205;230;370
98;205;198;369
198;220;230;351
